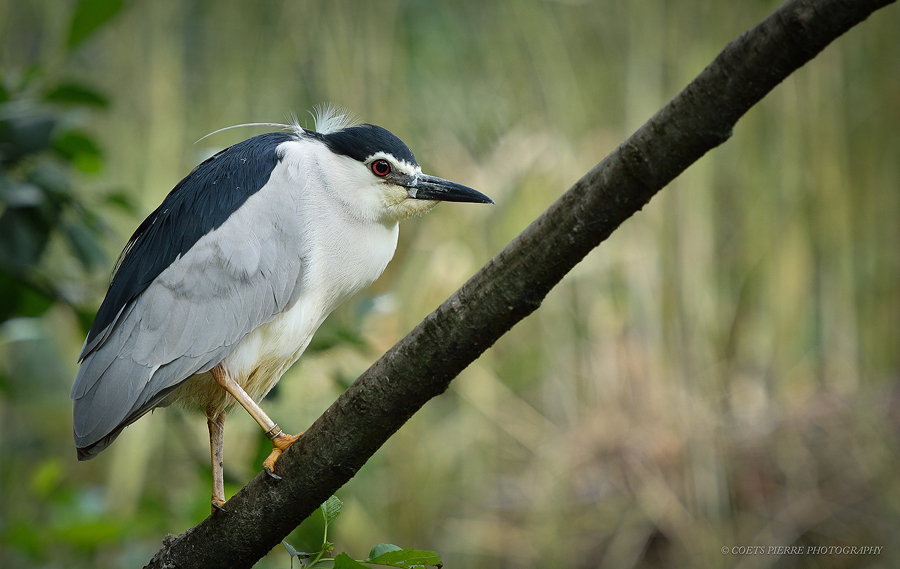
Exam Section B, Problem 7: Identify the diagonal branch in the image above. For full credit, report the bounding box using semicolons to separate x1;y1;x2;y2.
146;0;897;567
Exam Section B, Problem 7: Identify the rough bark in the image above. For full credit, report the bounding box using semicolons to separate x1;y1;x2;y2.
146;0;897;567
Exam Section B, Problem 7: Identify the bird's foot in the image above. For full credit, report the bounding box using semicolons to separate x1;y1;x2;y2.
211;497;228;514
262;431;303;479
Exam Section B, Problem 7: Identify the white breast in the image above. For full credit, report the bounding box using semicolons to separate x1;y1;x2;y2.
223;218;398;401
220;140;402;401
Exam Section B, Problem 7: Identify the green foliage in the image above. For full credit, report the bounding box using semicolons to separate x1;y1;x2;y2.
67;0;125;50
332;553;368;569
0;74;115;324
283;497;442;569
0;0;133;329
365;547;441;569
0;4;134;563
366;545;402;560
321;495;344;526
53;130;105;173
43;82;110;109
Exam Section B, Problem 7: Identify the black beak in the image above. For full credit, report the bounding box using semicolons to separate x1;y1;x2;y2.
405;174;494;204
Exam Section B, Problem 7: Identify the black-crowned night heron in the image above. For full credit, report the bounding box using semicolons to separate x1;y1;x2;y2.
71;107;492;511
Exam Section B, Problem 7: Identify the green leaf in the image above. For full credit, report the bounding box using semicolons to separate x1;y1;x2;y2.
14;282;55;318
368;544;403;560
0;206;55;273
103;190;139;213
53;130;101;157
306;325;368;353
17;65;46;92
0;114;57;164
0;182;44;208
74;306;97;336
52;130;104;173
282;540;314;559
44;82;109;108
67;0;125;50
366;548;443;568
0;273;56;322
30;458;64;499
3;520;43;557
53;518;123;548
322;495;343;525
333;553;369;569
28;162;72;197
61;219;107;270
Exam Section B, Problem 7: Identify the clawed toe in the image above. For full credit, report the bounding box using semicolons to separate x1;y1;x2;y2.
261;431;302;478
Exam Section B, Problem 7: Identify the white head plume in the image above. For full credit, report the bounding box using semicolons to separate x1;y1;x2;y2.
194;103;359;144
309;103;359;134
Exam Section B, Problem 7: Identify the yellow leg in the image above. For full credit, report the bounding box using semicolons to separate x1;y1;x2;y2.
206;406;227;512
210;365;301;478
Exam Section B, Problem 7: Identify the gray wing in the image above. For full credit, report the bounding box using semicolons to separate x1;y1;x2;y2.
71;173;306;459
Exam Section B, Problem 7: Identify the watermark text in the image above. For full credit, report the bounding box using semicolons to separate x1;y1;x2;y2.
721;545;883;555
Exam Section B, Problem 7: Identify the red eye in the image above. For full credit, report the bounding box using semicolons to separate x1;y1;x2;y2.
371;159;391;177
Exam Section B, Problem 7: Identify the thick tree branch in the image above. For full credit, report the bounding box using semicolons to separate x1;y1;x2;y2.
146;0;896;567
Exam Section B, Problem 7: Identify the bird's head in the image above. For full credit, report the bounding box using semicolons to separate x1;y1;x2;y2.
306;107;493;222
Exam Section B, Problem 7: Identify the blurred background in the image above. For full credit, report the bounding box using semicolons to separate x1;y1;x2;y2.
1;0;899;567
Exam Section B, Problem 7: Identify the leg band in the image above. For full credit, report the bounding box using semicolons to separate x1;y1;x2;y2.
265;424;283;440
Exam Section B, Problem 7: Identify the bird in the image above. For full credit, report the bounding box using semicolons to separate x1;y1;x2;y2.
70;106;493;511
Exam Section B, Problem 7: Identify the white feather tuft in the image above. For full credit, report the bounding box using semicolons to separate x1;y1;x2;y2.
310;103;359;134
193;104;357;145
